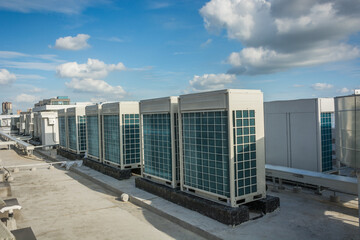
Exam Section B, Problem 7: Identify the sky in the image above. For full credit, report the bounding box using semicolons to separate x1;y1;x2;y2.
0;0;359;112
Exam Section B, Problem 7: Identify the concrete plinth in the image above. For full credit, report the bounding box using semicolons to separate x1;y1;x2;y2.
57;148;84;160
83;159;131;181
135;177;250;225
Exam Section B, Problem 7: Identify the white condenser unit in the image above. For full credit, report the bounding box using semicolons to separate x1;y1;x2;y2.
178;89;266;207
85;104;102;162
140;97;179;188
66;106;87;155
264;98;335;172
101;102;141;169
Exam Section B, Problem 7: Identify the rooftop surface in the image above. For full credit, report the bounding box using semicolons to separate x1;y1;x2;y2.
0;148;359;240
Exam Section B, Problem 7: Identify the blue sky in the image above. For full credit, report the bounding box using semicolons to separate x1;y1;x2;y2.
0;0;359;112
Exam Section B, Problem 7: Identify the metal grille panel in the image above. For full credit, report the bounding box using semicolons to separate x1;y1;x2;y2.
182;111;230;197
68;116;77;151
143;113;172;181
321;112;333;171
59;116;66;147
233;110;257;197
78;116;86;152
122;114;140;165
103;115;120;164
86;116;99;157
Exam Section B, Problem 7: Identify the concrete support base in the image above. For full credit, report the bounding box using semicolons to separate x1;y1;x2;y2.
57;149;84;160
135;177;280;226
83;159;131;181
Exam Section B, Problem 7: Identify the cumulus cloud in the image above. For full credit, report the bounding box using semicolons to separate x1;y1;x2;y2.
311;83;334;90
58;58;127;100
54;34;90;50
338;87;351;93
65;78;126;96
15;93;38;103
200;0;360;75
56;58;126;79
189;73;236;91
0;69;16;85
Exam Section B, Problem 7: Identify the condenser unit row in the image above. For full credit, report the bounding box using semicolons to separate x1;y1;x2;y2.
140;89;266;207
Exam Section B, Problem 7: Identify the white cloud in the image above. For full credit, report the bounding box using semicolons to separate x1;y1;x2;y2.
56;58;126;79
0;0;107;14
338;87;351;93
201;39;213;48
0;51;28;58
200;0;360;75
189;73;236;91
15;93;38;103
54;34;90;50
0;69;16;85
65;78;126;98
15;74;45;80
311;83;334;90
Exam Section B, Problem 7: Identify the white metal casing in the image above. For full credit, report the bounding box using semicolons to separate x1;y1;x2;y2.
101;102;140;169
179;89;266;207
335;94;360;169
264;98;335;172
39;111;59;146
85;104;102;162
140;96;179;188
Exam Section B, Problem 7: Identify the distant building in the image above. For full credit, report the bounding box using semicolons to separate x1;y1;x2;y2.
16;110;21;115
2;102;12;115
34;96;70;107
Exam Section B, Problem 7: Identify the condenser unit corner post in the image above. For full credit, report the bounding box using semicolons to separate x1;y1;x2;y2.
140;96;180;188
179;89;266;207
85;104;102;162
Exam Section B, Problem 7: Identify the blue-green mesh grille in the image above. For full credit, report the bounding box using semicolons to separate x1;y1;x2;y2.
182;111;230;197
233;110;257;196
68;116;77;151
59;116;66;147
78;116;86;152
321;112;333;172
143;114;172;181
122;114;140;165
86;116;99;158
103;115;120;164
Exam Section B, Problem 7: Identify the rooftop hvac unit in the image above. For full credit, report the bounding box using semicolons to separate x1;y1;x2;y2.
39;111;59;146
33;113;41;140
335;94;360;169
58;109;68;149
25;113;34;136
11;117;19;131
66;106;87;154
85;104;102;162
264;98;335;172
19;114;26;134
140;97;179;188
178;89;266;207
101;102;140;169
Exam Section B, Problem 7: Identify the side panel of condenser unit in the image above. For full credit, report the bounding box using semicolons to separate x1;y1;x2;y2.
264;113;289;167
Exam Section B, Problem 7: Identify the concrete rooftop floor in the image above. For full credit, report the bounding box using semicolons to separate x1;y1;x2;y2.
0;149;205;240
0;148;359;240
